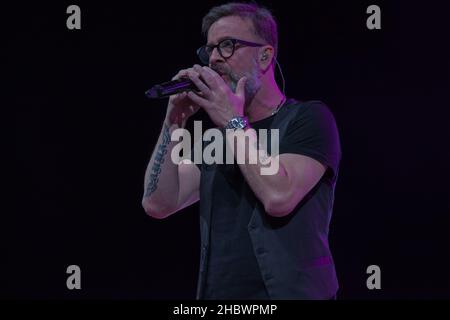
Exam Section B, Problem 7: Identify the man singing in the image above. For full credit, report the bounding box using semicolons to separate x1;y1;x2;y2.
142;2;341;300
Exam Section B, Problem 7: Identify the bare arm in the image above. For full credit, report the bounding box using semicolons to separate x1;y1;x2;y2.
228;128;326;217
142;68;203;219
142;120;201;219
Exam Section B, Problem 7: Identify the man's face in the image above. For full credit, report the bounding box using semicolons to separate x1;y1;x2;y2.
206;16;263;101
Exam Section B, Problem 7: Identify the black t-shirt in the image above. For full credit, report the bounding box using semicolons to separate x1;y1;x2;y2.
196;99;341;299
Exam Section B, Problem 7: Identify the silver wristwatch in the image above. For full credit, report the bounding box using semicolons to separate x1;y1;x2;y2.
224;116;249;130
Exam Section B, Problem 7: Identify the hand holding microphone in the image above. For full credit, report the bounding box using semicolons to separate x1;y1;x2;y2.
149;65;246;129
162;68;202;128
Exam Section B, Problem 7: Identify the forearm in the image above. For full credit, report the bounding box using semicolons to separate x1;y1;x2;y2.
228;128;293;216
142;120;182;216
239;163;289;215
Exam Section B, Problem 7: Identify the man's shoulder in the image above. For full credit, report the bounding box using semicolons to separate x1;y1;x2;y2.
285;98;330;110
284;99;335;121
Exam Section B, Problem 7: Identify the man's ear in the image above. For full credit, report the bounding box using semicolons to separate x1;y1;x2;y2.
258;45;275;70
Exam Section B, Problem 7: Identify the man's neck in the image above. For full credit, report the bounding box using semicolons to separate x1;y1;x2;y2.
244;84;285;123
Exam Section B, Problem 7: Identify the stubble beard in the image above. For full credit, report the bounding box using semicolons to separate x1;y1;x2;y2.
211;58;261;108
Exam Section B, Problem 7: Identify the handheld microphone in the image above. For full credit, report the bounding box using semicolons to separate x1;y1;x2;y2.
145;78;197;99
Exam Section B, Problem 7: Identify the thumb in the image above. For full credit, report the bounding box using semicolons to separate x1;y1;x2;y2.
236;76;247;99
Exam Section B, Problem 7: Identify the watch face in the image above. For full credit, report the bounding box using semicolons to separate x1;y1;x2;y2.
232;118;242;128
227;116;247;129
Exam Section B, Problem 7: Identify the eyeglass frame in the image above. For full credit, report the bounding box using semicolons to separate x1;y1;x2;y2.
196;38;266;65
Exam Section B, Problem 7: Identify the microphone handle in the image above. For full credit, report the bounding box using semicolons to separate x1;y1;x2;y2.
145;79;197;99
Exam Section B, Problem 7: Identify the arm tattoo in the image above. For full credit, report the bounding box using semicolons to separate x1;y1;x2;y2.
144;124;171;197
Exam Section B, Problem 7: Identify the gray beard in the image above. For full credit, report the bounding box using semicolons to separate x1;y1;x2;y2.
228;69;261;105
211;62;261;105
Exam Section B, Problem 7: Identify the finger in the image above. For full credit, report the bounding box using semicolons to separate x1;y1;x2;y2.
174;89;204;102
236;76;247;100
187;70;212;97
172;67;198;81
187;91;210;109
172;69;188;81
201;65;228;90
171;90;187;102
201;66;222;80
187;104;201;115
193;64;219;90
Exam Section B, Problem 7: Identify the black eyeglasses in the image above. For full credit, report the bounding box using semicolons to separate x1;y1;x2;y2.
196;38;265;65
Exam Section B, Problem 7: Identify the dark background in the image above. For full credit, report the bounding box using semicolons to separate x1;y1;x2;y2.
10;1;450;299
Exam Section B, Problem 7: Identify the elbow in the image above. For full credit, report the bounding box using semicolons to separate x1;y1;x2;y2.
141;197;173;219
263;192;299;218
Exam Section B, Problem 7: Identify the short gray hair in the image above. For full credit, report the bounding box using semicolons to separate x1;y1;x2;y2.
201;2;279;59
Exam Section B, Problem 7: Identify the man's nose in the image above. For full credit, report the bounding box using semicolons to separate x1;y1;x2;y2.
209;47;225;65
